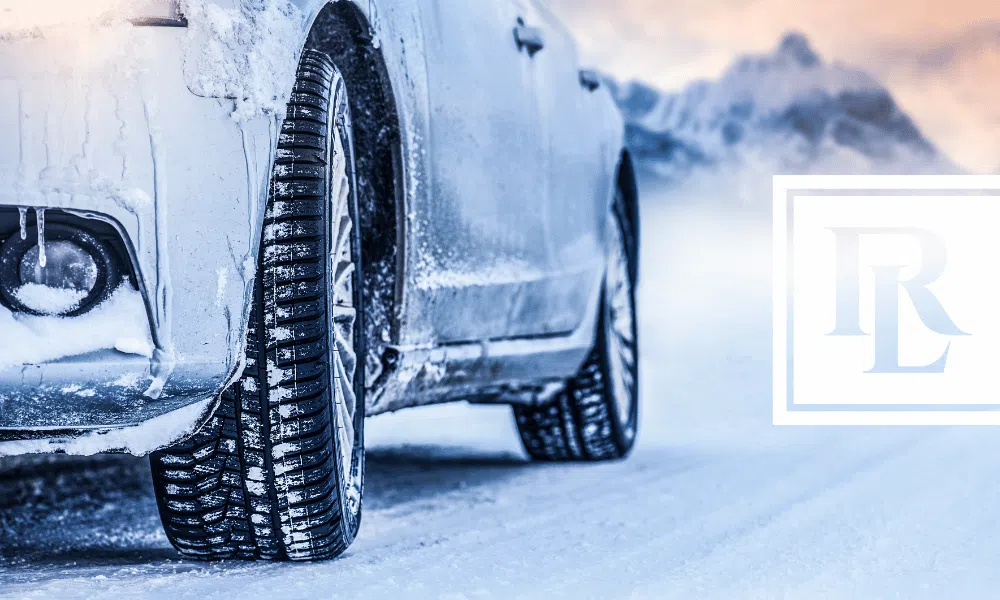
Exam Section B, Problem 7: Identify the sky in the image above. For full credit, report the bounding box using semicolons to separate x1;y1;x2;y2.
546;0;1000;173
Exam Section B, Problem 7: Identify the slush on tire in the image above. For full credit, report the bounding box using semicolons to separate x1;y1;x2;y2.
150;50;366;561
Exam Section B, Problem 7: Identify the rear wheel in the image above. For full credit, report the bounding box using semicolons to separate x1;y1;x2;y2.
514;187;639;461
150;50;366;561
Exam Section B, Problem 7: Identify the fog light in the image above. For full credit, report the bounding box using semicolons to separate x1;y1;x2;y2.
0;224;121;317
16;241;99;315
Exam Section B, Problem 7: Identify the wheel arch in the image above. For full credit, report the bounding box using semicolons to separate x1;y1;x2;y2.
302;2;404;388
616;149;641;282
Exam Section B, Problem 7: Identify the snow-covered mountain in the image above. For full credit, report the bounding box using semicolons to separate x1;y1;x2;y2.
608;33;957;186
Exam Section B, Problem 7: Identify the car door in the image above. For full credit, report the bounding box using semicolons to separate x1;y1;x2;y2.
414;0;552;344
513;0;610;337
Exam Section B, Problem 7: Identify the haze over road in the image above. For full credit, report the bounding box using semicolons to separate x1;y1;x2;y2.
1;192;995;599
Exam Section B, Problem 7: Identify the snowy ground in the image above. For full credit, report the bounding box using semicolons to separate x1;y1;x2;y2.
2;187;999;599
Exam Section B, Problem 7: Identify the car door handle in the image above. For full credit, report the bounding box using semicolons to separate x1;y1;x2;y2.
514;18;545;57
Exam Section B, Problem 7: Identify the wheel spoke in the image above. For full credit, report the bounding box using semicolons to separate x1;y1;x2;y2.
333;262;356;305
331;304;356;320
616;337;637;369
334;215;352;258
333;350;356;444
332;323;358;385
324;76;362;507
605;208;638;426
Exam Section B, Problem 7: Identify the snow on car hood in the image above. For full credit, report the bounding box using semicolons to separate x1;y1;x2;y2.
181;0;304;120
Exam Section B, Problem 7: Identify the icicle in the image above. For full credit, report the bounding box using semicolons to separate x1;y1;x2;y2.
36;208;46;269
17;207;26;240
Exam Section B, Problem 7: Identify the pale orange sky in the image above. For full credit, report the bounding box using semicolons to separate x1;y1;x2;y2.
547;0;1000;173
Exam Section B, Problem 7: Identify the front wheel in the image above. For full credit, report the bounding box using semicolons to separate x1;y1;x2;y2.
514;187;639;461
150;50;366;561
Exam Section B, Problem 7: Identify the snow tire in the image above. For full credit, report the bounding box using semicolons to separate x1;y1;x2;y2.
150;50;366;562
514;187;640;461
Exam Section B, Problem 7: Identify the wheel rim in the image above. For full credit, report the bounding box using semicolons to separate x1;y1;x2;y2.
328;76;362;517
605;208;638;432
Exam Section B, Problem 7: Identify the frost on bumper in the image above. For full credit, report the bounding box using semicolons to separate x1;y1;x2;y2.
0;0;319;452
0;16;275;446
0;205;166;402
0;397;214;457
0;285;152;370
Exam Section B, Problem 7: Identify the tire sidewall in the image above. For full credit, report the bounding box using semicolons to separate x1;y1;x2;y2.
326;64;367;544
601;192;640;453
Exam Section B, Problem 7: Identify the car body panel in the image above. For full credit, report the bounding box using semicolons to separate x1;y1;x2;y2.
410;0;553;344
0;28;275;437
518;0;613;338
0;0;627;453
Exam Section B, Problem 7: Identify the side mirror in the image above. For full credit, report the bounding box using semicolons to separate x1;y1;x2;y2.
579;69;602;92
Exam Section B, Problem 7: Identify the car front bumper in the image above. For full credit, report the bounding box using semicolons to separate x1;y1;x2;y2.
0;25;275;452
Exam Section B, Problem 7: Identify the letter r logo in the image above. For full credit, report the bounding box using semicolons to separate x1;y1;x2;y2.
826;227;969;374
773;176;1000;426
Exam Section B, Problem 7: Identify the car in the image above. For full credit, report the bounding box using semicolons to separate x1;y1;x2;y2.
0;0;640;561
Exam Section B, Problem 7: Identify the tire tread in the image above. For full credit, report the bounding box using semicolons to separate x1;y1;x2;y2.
151;50;360;561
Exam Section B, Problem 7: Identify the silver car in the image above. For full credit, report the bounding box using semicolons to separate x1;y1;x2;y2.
0;0;640;560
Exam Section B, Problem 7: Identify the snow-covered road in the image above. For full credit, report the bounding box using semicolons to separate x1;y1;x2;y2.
2;195;998;599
